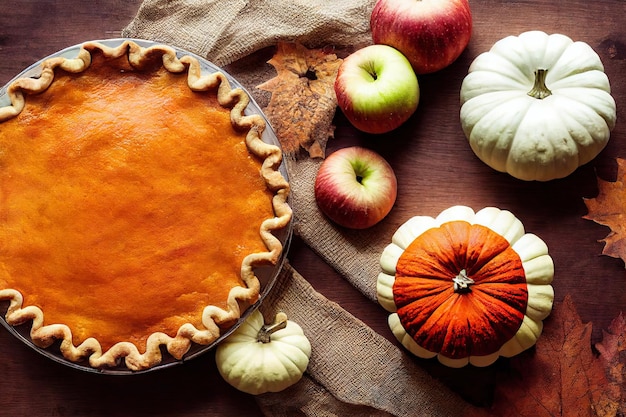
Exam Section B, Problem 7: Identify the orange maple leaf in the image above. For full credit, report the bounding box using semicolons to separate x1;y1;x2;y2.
466;295;618;417
583;158;626;266
257;42;342;159
596;312;626;415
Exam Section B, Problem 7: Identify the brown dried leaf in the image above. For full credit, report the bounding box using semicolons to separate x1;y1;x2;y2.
257;42;342;159
583;158;626;266
466;295;618;417
596;312;626;415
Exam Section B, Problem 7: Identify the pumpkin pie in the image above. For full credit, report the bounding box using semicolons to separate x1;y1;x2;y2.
0;40;292;371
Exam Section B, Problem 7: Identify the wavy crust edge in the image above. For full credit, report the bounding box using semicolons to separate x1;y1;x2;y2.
0;40;292;371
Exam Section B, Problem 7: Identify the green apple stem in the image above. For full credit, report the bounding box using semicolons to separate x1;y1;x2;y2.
360;61;379;81
351;160;372;185
527;69;552;99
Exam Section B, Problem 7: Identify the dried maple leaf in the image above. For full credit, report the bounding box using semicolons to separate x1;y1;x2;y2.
257;42;342;159
466;295;618;417
584;158;626;266
596;312;626;415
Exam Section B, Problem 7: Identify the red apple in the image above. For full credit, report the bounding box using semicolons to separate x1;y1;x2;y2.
334;44;419;134
314;146;398;229
370;0;472;74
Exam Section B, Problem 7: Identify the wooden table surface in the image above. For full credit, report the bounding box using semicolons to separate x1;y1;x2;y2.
1;1;625;416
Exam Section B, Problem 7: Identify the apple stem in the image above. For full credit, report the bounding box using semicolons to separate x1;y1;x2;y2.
527;69;552;99
350;159;372;185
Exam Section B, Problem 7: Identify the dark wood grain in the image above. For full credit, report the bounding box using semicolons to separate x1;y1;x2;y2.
1;0;625;415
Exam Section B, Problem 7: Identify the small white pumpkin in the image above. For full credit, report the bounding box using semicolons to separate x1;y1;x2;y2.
215;309;311;395
460;31;616;181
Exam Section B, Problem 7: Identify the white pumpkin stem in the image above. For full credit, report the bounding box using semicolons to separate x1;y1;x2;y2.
527;69;552;99
257;311;288;343
452;269;475;293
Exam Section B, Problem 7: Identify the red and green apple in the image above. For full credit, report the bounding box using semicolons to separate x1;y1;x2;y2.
334;44;419;134
370;0;472;74
314;146;398;229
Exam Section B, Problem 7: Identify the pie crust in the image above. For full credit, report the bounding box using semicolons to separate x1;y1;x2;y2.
0;40;292;371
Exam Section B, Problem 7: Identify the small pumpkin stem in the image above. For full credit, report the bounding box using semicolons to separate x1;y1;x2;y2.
527;69;552;99
257;311;288;343
453;269;475;293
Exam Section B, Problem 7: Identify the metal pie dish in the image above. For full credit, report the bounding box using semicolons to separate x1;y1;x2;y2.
0;39;292;375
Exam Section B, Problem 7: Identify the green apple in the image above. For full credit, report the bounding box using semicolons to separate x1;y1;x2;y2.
334;44;419;134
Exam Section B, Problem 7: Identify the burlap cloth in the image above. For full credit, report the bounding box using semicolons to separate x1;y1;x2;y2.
123;2;470;415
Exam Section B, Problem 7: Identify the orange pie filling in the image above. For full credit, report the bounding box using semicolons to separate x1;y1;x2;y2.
0;42;290;369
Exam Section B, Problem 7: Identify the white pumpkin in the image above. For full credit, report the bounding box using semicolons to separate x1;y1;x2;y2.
460;31;616;181
215;310;311;395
